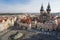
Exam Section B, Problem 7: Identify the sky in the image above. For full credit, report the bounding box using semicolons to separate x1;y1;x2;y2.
0;0;60;13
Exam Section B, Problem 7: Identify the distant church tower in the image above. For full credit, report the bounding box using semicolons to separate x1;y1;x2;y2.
40;4;44;15
46;3;51;20
40;3;51;23
46;3;51;14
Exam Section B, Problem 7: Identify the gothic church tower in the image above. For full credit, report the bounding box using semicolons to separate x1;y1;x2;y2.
40;3;51;23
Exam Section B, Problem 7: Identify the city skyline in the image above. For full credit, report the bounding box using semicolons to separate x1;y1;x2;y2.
0;0;60;13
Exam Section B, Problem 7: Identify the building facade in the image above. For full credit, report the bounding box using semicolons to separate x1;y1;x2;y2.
40;3;51;23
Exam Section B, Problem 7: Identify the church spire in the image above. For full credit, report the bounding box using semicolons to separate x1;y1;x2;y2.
40;4;44;11
46;3;51;12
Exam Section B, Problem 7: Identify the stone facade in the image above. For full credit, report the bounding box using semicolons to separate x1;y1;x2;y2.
40;3;51;23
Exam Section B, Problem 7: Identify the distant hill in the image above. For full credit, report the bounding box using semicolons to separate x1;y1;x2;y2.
0;12;60;15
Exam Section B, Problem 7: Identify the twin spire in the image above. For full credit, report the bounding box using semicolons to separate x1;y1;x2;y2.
40;4;44;11
40;3;51;12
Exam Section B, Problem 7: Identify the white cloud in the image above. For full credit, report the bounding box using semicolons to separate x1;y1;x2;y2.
0;0;41;13
0;0;60;13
